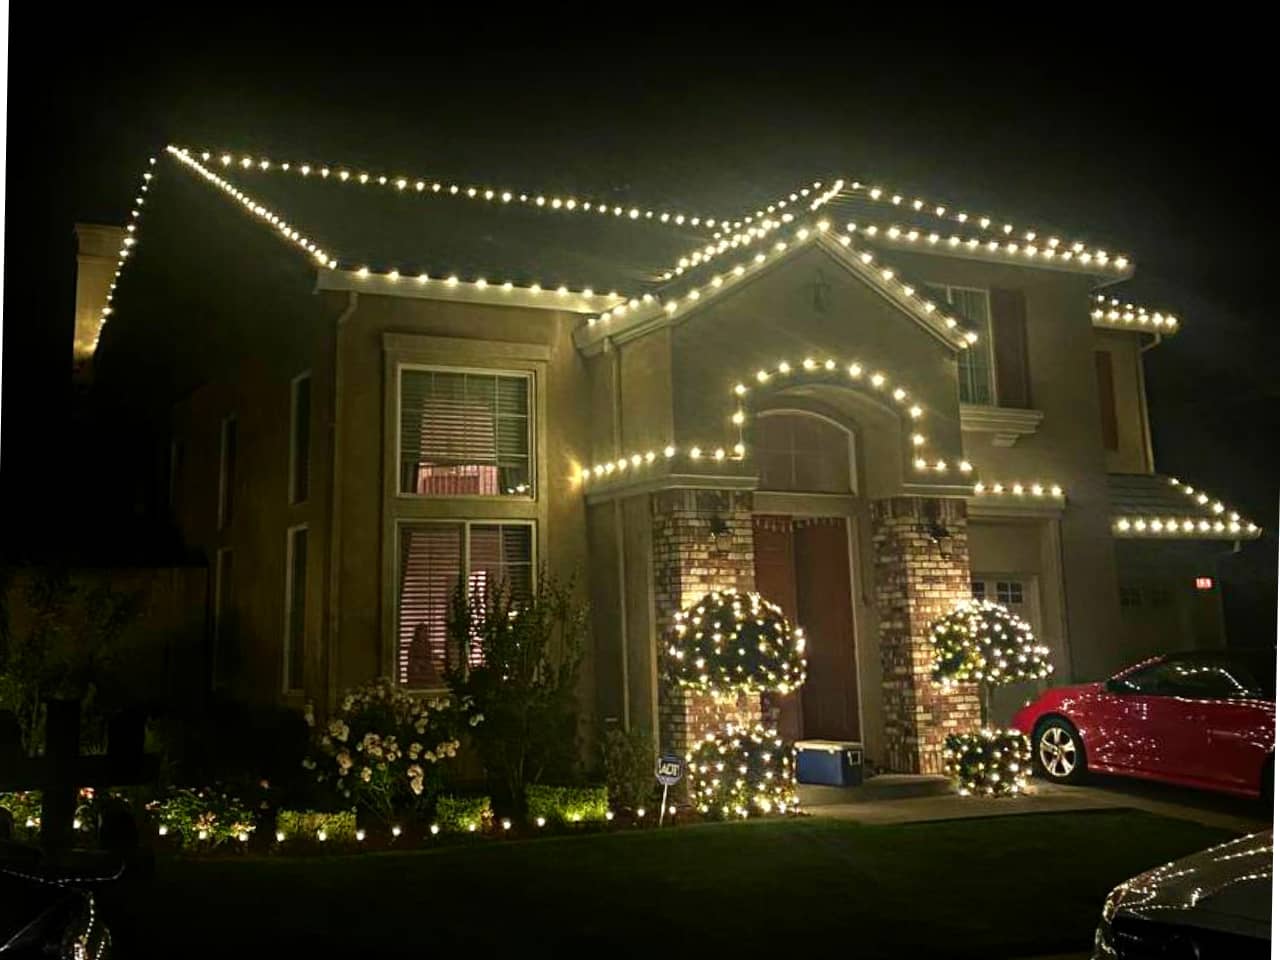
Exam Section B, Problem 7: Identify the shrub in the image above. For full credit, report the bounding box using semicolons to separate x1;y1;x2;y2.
686;723;798;819
665;590;806;697
602;726;655;811
526;784;608;824
445;574;585;813
145;785;256;846
303;677;477;825
942;729;1032;797
434;794;492;833
0;790;41;834
276;809;358;843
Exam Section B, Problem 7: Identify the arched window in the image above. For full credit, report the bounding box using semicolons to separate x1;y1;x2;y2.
755;411;854;493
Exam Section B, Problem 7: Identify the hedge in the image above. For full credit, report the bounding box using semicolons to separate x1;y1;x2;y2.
526;784;609;824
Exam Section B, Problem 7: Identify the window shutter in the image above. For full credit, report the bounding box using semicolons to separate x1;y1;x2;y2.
989;288;1031;408
1094;350;1119;451
398;524;463;686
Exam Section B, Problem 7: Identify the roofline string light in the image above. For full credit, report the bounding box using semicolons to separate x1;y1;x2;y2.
165;147;625;309
184;146;725;233
91;157;158;350
971;481;1065;500
1090;294;1180;333
842;220;1128;272
758;177;1132;274
1113;476;1261;539
576;351;974;488
590;223;980;351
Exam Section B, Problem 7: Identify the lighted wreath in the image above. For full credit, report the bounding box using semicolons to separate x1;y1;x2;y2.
943;729;1032;797
929;599;1052;690
685;723;799;818
665;589;807;696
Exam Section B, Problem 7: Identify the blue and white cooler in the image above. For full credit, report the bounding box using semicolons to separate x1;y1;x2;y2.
795;740;864;786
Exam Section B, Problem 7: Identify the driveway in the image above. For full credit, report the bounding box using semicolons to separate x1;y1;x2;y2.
803;774;1271;835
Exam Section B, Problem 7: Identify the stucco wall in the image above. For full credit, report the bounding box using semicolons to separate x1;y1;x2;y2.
330;292;593;715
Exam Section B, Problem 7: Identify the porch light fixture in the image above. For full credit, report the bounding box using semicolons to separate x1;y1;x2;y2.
709;515;734;551
925;520;954;559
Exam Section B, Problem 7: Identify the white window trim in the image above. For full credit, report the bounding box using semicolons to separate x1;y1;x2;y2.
288;371;312;506
217;415;236;531
213;547;232;688
283;523;309;694
392;517;538;691
755;408;858;496
395;363;536;502
929;283;998;404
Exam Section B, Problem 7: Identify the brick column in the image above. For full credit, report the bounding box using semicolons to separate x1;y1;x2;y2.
871;496;981;774
651;489;759;767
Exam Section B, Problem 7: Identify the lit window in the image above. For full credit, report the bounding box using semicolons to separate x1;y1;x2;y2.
927;284;994;405
399;369;531;497
756;412;852;493
396;522;534;687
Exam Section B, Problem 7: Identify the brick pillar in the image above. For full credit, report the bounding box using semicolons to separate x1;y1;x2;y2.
651;489;759;769
871;496;981;774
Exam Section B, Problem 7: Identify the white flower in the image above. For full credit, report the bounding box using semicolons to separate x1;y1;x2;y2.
469;713;484;727
360;766;372;783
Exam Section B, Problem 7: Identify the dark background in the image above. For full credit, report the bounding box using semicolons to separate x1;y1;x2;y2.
2;19;1276;641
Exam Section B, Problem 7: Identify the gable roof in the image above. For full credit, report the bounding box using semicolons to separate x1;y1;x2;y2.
96;145;1153;356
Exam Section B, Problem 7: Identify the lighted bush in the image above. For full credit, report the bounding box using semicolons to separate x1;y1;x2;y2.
685;723;798;819
302;677;479;825
930;599;1052;691
942;729;1032;797
145;786;257;846
665;590;806;696
0;790;42;834
276;809;358;843
434;794;492;833
526;784;609;824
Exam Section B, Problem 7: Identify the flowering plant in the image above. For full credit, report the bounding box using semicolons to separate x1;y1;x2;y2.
303;677;480;824
685;723;798;819
665;590;806;697
145;785;257;846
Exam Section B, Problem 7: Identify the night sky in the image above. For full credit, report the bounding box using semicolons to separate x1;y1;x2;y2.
2;20;1276;637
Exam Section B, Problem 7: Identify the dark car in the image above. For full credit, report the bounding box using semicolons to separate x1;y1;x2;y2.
1013;649;1276;798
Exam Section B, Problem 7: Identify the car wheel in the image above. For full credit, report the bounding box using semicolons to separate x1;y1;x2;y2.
1034;718;1086;784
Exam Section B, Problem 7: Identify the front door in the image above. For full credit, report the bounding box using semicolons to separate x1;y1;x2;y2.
753;515;859;741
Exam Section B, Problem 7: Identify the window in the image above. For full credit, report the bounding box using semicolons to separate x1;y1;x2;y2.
1114;656;1269;700
284;526;308;692
1119;586;1143;608
1095;351;1119;451
396;521;534;687
213;548;233;687
971;581;986;600
928;284;994;405
218;416;237;530
996;580;1024;604
756;412;853;493
290;373;312;504
399;368;532;497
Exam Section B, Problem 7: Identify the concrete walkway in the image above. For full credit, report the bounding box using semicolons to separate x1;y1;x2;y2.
800;776;1272;835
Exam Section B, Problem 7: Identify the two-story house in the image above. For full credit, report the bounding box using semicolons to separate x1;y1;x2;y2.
77;145;1262;774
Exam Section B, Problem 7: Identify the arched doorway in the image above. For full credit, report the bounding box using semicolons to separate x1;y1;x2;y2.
751;410;861;743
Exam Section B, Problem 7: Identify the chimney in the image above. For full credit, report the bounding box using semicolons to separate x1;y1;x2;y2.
72;223;128;382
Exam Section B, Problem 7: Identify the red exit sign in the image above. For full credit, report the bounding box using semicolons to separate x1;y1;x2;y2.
1194;576;1215;591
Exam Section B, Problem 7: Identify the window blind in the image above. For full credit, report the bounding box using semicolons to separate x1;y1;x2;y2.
400;370;530;496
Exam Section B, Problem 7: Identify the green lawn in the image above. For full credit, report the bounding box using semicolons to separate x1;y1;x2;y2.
109;811;1238;957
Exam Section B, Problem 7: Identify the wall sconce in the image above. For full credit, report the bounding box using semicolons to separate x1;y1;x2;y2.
709;515;734;551
926;520;954;559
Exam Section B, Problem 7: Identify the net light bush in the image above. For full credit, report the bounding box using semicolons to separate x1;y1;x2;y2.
302;677;480;826
685;723;798;819
664;589;807;697
929;599;1052;797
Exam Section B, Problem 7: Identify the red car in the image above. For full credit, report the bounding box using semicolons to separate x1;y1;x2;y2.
1012;650;1276;800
